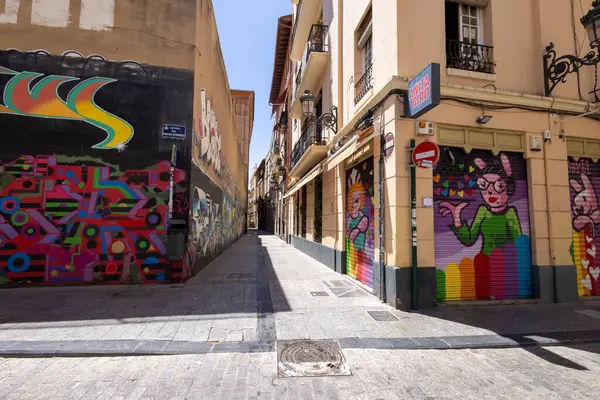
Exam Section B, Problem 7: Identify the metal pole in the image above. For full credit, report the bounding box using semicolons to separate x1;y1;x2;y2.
410;139;419;310
378;129;386;303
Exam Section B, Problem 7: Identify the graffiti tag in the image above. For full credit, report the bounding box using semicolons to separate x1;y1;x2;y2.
0;67;134;150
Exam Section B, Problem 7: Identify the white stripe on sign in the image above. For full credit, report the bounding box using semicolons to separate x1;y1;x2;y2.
385;141;393;150
415;150;435;160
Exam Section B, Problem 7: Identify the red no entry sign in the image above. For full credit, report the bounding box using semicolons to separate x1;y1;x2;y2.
412;141;439;168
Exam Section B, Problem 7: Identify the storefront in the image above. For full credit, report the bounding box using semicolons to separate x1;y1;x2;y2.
567;137;600;297
345;156;376;288
433;146;533;301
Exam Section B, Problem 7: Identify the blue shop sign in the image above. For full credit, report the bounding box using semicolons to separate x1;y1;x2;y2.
405;63;440;119
162;124;187;140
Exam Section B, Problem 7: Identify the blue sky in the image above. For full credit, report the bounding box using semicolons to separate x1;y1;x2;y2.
213;0;292;180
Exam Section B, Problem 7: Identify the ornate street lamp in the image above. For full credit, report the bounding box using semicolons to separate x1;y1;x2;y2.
544;1;600;99
299;90;339;134
300;90;315;118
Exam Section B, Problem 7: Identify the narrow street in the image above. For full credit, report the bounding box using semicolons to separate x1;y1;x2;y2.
0;232;599;399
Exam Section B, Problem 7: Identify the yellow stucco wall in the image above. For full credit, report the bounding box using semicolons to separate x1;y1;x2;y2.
0;0;196;70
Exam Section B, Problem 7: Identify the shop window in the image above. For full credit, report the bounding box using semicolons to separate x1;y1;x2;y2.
314;174;323;243
301;185;307;238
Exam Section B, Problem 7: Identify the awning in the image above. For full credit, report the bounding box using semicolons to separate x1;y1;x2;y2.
271;88;288;115
283;165;322;199
325;139;357;172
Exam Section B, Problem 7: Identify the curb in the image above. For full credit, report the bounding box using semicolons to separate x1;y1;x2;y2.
0;330;598;358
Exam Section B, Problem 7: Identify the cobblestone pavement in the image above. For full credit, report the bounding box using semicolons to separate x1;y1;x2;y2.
0;232;598;349
1;343;600;399
1;232;600;398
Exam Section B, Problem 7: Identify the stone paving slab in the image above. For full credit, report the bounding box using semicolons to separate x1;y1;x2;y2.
0;232;600;357
1;328;599;357
1;344;600;399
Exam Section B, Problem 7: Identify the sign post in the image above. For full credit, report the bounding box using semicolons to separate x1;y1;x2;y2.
410;139;418;310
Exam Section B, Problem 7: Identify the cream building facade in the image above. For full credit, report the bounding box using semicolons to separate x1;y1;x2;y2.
278;0;600;309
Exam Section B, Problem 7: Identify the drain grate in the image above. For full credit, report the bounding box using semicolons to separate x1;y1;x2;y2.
277;340;351;377
310;291;329;297
367;311;399;321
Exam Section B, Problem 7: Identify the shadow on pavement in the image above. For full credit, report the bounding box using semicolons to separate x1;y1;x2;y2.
0;232;290;326
416;302;600;369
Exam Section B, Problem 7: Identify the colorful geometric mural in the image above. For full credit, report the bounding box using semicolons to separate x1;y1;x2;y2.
0;155;186;285
0;67;134;150
569;158;600;296
345;158;375;288
434;148;532;301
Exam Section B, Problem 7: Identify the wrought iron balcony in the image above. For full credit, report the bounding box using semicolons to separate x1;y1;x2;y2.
307;24;329;55
290;119;324;171
446;39;495;74
354;64;373;104
293;24;329;102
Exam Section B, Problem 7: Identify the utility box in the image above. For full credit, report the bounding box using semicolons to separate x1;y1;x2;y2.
167;219;186;261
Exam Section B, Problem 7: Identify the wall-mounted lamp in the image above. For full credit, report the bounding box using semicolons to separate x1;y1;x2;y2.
544;1;600;100
299;90;338;132
476;115;493;124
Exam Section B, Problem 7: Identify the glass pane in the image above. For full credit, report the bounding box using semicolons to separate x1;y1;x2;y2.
463;26;469;39
471;27;477;39
462;4;469;14
462;15;470;24
470;6;477;16
471;17;477;25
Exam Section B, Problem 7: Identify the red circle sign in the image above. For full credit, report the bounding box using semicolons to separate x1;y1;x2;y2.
412;141;439;169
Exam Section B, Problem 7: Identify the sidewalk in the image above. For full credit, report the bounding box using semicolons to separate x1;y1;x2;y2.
0;231;598;356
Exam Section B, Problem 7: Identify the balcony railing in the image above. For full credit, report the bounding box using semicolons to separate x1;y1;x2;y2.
446;39;495;74
290;118;325;171
354;64;373;104
307;24;329;55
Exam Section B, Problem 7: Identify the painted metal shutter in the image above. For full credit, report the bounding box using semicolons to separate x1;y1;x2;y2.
345;157;375;288
568;158;600;296
433;147;532;301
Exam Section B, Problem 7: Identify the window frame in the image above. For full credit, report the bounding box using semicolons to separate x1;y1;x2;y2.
458;3;484;45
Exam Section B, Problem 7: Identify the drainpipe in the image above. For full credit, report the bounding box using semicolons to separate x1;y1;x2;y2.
543;139;557;300
378;122;386;303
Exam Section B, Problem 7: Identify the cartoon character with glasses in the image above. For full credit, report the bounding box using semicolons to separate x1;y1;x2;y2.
438;153;522;256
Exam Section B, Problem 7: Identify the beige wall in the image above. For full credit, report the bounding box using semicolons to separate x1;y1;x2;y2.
193;0;246;202
231;90;254;169
0;0;196;70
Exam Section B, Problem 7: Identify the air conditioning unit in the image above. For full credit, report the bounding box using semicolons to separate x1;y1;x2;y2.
416;120;435;136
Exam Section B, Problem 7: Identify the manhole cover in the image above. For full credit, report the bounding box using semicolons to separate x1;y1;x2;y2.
310;291;329;297
277;340;351;377
367;311;399;321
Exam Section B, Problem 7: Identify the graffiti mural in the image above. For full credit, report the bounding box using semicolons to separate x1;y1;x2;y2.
569;158;600;296
345;158;375;288
187;88;245;273
0;155;186;285
0;50;194;285
434;148;532;301
0;67;134;150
